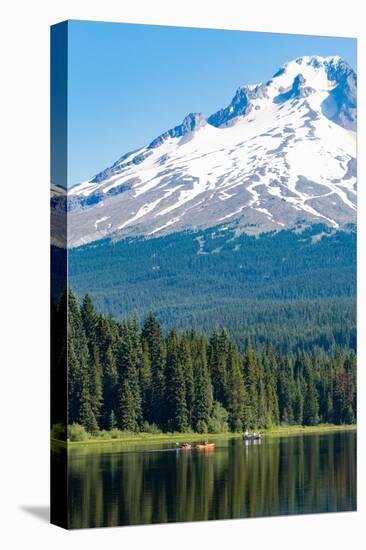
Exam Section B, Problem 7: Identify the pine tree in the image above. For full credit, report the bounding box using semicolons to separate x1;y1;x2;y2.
344;352;356;423
278;354;296;424
192;337;212;431
140;338;152;422
68;291;98;432
293;373;304;425
180;335;195;429
243;341;259;429
88;345;103;423
81;294;97;340
226;343;246;431
262;343;280;427
108;410;117;430
318;357;333;423
81;294;103;423
67;337;81;425
62;292;356;436
208;329;229;405
118;378;140;431
51;291;67;427
142;314;166;426
256;359;267;428
79;395;99;433
116;321;142;432
97;315;118;428
302;352;319;426
166;330;189;432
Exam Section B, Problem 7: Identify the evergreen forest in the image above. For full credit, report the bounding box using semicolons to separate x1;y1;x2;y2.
51;291;356;437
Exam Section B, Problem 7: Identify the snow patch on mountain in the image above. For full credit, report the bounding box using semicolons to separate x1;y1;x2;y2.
54;55;356;247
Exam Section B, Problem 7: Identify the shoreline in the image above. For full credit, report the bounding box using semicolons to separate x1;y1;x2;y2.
52;424;356;448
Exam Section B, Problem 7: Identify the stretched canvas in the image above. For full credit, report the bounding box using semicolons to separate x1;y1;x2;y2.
50;20;357;529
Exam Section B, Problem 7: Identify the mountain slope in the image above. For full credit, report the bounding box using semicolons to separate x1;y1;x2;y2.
56;55;357;247
68;224;356;351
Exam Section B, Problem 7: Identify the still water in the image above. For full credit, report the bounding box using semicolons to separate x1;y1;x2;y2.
62;431;356;528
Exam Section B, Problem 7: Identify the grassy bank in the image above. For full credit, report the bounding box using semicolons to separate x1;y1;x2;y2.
53;431;242;447
263;424;356;437
52;423;356;448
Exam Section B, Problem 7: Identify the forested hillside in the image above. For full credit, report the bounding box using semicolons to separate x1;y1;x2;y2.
52;292;356;436
67;224;356;353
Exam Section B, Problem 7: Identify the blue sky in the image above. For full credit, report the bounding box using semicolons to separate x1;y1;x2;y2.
66;20;356;186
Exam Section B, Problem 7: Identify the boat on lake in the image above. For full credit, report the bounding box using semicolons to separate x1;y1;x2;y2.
243;432;262;442
195;442;215;450
178;443;192;450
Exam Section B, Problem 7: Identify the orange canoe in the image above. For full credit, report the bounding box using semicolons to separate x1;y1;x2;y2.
195;443;215;450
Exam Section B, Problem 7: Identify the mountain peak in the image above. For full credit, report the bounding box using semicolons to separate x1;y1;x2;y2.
148;112;207;149
277;55;355;83
208;83;269;128
288;54;341;66
208;55;356;129
63;54;356;246
181;112;207;131
273;73;315;103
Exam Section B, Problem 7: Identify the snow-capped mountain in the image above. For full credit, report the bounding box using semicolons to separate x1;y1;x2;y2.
55;55;357;247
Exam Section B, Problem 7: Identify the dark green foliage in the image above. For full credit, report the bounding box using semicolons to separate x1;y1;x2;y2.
141;314;166;426
108;410;117;430
165;330;189;431
116;320;143;431
67;423;89;441
261;344;280;427
61;292;356;434
333;351;357;425
208;330;230;405
140;339;152;422
118;378;140;431
301;352;320;426
96;316;118;428
344;353;357;423
192;337;213;430
81;294;103;422
51;291;67;428
278;355;296;424
68;225;356;354
243;343;259;429
181;336;195;427
68;291;98;433
226;343;246;431
208;402;229;433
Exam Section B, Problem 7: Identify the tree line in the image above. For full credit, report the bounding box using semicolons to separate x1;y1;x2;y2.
54;292;356;435
68;224;355;336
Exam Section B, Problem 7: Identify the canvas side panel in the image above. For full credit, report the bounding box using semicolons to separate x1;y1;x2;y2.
50;20;68;530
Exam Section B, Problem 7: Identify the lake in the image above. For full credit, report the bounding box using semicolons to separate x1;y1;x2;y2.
60;430;356;528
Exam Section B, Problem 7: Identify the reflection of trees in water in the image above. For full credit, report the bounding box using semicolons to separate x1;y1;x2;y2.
65;433;356;528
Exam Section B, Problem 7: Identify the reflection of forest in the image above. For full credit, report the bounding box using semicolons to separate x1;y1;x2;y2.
59;432;356;528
